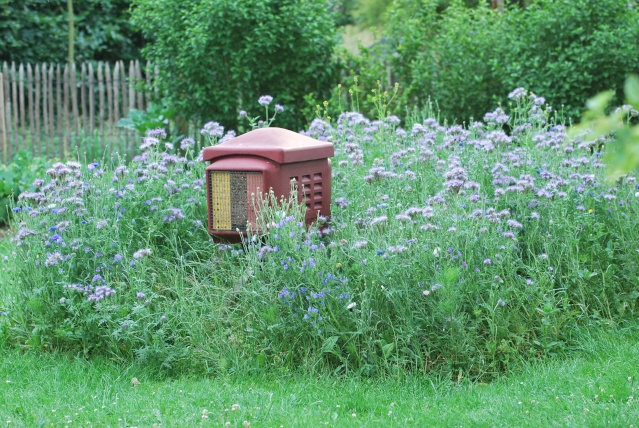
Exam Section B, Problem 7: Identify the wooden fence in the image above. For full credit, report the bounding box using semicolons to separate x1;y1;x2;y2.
0;60;158;164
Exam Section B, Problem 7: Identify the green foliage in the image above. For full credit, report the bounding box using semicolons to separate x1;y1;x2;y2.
3;140;215;370
0;0;144;63
3;91;639;378
383;0;639;124
131;0;341;132
498;0;639;121
0;152;51;226
116;102;173;138
571;75;639;184
353;0;394;28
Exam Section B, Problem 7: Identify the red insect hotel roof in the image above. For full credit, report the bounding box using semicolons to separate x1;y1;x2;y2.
202;127;334;164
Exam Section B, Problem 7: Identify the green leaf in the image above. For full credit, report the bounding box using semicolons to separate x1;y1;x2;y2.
586;90;614;114
625;75;639;109
321;336;340;354
381;342;395;358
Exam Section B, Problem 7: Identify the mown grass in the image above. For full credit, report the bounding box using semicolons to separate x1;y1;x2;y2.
1;326;638;427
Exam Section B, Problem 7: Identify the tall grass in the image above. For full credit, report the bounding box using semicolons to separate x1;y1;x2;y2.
1;91;638;378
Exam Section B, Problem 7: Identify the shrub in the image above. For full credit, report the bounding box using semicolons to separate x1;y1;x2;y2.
0;0;144;63
384;0;639;124
497;0;639;121
131;0;341;132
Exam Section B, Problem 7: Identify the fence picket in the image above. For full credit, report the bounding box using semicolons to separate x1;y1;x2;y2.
56;64;63;158
97;62;105;153
27;64;34;155
19;63;26;149
81;63;87;134
105;62;113;158
48;64;55;157
11;63;18;154
135;60;144;110
88;63;95;138
145;60;152;106
71;63;79;150
63;64;71;158
0;72;5;163
34;64;40;157
113;62;120;156
0;61;161;164
42;64;49;157
2;63;10;162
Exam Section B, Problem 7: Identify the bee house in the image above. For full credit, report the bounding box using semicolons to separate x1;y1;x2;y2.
202;127;334;242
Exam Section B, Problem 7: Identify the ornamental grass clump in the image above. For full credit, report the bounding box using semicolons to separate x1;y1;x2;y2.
2;91;639;378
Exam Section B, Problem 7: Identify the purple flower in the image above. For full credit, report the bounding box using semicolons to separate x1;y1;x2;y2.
163;208;185;222
180;138;195;150
258;95;273;106
136;292;146;300
140;136;160;150
147;128;167;138
201;121;224;138
239;110;247;118
484;258;492;265
274;104;284;113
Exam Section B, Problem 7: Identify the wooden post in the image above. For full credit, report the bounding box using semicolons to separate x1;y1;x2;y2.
105;62;113;158
69;63;80;138
2;63;11;162
88;62;95;138
10;63;18;155
42;64;49;157
34;64;41;157
81;62;87;135
18;63;26;150
63;64;70;158
98;62;105;154
0;72;6;163
135;60;144;110
145;60;152;106
56;64;63;158
48;64;55;157
27;64;34;156
113;61;120;157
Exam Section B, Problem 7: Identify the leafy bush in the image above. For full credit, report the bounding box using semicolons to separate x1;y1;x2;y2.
131;0;341;132
2;90;639;378
384;0;639;123
0;0;144;63
0;152;51;226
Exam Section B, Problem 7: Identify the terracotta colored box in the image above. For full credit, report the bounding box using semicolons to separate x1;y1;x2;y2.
202;127;334;242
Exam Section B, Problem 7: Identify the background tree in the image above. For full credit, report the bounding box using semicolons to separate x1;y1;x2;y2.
131;0;341;132
0;0;144;63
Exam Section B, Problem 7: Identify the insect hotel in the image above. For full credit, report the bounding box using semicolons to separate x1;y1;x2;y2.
202;127;334;242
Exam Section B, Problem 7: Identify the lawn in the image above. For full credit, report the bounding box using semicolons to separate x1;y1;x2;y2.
1;326;638;427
